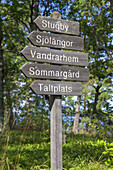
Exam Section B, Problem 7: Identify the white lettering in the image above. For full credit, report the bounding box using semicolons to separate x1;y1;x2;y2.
29;67;34;75
62;40;66;48
36;35;41;43
74;71;79;78
66;41;71;47
42;20;47;28
73;57;78;63
41;20;69;32
36;83;74;94
63;71;67;79
37;53;41;59
68;87;72;92
68;57;71;62
71;42;73;46
36;35;73;48
48;70;55;77
29;66;80;80
41;70;47;76
54;86;59;93
38;83;43;91
65;25;69;32
36;69;40;75
44;85;48;92
56;23;60;31
30;50;36;58
47;53;52;60
60;23;64;30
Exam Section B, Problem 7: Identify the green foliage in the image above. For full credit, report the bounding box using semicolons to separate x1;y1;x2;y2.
0;2;113;170
1;0;113;137
103;142;113;166
0;130;50;169
0;131;113;169
67;0;113;134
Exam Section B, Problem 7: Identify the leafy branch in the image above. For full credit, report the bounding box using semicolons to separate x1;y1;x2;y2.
0;48;21;56
86;0;112;60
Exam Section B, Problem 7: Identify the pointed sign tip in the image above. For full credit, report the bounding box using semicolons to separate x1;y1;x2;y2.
21;46;28;54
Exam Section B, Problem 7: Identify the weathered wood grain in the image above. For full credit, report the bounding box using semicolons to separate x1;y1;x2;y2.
34;16;79;35
21;46;88;66
28;31;84;51
20;63;89;81
30;80;82;95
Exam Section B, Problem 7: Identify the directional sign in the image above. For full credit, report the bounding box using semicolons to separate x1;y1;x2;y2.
34;16;79;35
20;63;89;81
28;31;84;51
21;46;88;66
30;80;82;95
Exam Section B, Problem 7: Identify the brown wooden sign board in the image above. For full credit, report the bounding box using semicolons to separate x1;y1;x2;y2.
21;46;88;66
20;63;89;81
30;80;82;95
28;31;84;51
34;16;79;35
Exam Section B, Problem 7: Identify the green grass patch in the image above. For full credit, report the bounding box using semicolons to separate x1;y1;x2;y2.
0;131;113;169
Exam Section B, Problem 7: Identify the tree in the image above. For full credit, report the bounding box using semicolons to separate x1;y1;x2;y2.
72;96;81;134
68;0;113;133
0;0;69;131
0;3;4;132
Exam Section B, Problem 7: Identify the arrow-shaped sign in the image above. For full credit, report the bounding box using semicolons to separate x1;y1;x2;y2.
21;46;88;66
28;31;84;51
20;63;89;81
34;16;79;35
30;80;82;95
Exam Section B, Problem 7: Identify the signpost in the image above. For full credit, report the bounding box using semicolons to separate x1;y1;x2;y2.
21;46;88;66
20;11;89;170
30;80;82;95
28;31;84;50
20;63;89;81
34;16;79;35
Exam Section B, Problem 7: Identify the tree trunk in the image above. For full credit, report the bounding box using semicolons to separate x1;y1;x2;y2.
30;0;39;31
93;85;101;115
8;108;13;130
0;11;4;133
90;85;101;134
6;89;13;130
72;96;81;134
110;0;113;18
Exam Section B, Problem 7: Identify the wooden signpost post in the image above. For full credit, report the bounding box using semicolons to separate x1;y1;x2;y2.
20;11;89;170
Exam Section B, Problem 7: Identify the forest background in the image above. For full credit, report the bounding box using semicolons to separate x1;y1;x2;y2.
0;0;113;169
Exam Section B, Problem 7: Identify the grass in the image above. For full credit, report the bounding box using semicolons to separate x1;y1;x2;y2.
0;130;113;169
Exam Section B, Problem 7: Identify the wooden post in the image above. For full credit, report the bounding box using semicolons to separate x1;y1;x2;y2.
50;11;62;170
50;95;62;170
